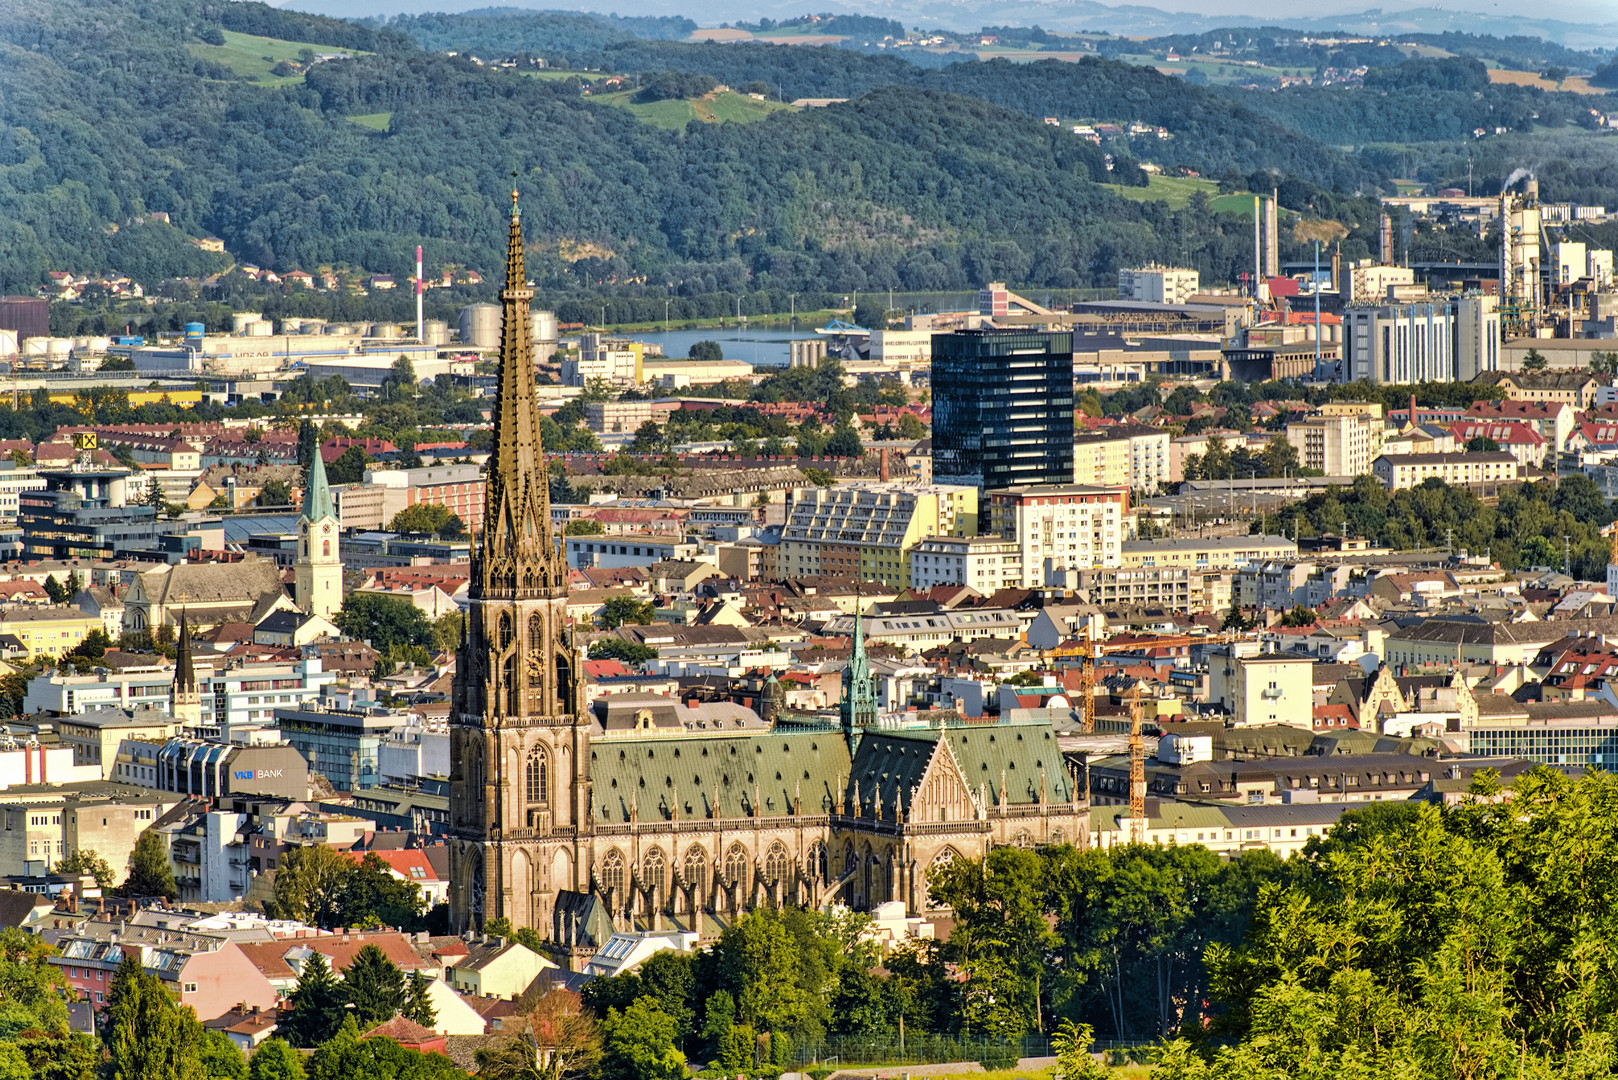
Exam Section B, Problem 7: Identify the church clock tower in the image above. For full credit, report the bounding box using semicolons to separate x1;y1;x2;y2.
293;447;341;620
448;191;585;934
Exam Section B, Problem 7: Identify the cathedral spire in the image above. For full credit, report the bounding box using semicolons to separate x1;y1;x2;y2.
840;597;878;753
476;186;559;596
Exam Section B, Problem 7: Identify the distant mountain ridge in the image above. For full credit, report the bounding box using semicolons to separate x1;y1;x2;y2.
274;0;1618;50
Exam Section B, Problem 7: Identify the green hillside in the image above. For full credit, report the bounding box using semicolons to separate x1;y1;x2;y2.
187;28;364;86
590;88;795;129
1;0;1614;303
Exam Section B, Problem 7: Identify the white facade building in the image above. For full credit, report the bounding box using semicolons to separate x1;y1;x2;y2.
1341;295;1500;384
1117;266;1200;305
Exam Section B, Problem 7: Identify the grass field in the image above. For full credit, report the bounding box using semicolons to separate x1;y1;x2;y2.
1101;174;1220;208
591;89;794;129
347;112;391;131
1100;175;1271;217
519;69;610;82
1110;53;1313;83
187;29;363;86
1486;68;1605;94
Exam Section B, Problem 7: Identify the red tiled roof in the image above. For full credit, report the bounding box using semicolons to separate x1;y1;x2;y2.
341;849;442;882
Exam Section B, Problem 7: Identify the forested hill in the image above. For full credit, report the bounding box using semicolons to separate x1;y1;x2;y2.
0;0;1608;296
0;0;1351;293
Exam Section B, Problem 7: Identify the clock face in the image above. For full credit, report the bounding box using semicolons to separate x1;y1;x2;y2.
322;523;332;534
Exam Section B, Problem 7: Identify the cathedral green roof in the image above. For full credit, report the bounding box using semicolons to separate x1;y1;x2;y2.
589;730;852;824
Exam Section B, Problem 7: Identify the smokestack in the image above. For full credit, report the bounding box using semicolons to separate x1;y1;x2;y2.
1263;190;1279;279
1253;197;1269;305
1380;214;1394;265
879;448;891;482
416;245;425;343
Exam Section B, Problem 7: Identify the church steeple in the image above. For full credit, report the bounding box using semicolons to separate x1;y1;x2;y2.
172;610;201;727
840;600;879;752
294;438;341;621
475;189;560;599
448;190;584;936
301;443;334;524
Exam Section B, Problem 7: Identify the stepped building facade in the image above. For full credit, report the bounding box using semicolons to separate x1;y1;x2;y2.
447;194;1089;966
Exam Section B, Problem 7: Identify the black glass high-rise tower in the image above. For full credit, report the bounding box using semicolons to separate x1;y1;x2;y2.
931;328;1075;491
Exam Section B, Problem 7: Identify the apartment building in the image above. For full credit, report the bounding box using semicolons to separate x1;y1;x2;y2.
1286;407;1384;476
1208;646;1315;727
1465;400;1576;459
0;789;180;878
778;483;977;587
564;533;702;571
1119;535;1298;572
365;463;485;533
583;399;680;435
23;656;335;735
562;334;645;387
987;484;1129;584
1371;452;1521;491
1073;423;1171;494
908;534;1022;592
0;607;102;661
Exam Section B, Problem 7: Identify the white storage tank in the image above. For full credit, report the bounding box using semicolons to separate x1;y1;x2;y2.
459;303;501;349
244;320;272;337
423;319;450;346
45;338;72;356
532;309;558;343
370;322;403;339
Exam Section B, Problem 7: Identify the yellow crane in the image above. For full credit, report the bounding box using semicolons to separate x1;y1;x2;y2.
1128;683;1147;844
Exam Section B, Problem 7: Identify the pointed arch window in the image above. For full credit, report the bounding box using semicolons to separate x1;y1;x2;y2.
807;841;827;883
504;656;519;715
526;747;548;804
643;848;666;898
683;846;706;895
499;612;514;650
764;842;790;885
601;850;625;896
724;843;748;888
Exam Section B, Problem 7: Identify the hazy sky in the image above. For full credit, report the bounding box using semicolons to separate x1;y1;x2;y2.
282;0;1618;33
1154;0;1610;18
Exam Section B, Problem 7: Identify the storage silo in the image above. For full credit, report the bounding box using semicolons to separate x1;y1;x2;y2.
185;322;205;349
458;303;501;349
423;320;450;346
531;308;559;362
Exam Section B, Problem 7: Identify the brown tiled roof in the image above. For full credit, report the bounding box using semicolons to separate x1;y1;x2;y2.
363;1016;440;1044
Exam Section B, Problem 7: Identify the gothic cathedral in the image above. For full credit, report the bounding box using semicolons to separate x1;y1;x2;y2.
449;193;1090;955
448;191;586;933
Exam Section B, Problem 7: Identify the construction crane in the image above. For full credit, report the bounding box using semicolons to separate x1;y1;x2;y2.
1077;637;1098;734
1127;684;1146;844
1061;633;1200;735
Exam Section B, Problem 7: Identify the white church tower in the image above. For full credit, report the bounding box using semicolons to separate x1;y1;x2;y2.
294;446;342;620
